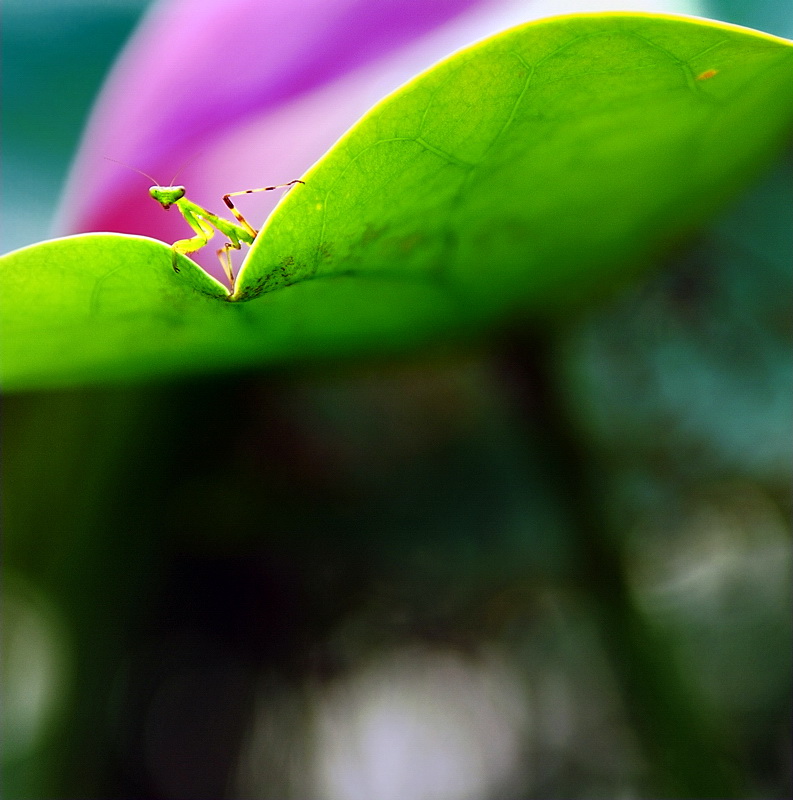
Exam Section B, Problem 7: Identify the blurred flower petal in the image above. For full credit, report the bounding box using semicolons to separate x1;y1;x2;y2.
58;0;486;240
58;0;701;281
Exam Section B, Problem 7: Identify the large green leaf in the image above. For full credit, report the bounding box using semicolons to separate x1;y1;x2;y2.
2;13;793;391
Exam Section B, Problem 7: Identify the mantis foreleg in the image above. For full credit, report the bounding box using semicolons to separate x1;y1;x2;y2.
171;208;216;273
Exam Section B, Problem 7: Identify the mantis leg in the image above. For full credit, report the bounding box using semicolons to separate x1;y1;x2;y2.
217;229;243;291
171;209;215;273
222;180;304;238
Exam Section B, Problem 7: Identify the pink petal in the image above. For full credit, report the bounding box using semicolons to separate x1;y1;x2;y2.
58;0;694;281
58;0;487;241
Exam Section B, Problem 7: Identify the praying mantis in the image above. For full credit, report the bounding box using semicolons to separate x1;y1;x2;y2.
108;159;304;292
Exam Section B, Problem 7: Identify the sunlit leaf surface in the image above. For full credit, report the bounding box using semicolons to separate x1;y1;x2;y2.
2;13;792;390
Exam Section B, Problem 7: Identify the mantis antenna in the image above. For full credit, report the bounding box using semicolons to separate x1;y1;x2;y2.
103;157;159;185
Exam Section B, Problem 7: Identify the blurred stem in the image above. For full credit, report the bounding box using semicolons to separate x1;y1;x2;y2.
500;330;744;799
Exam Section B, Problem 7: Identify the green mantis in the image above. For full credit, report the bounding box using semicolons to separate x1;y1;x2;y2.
108;159;303;292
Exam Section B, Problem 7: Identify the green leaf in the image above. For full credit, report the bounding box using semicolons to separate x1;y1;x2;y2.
2;13;793;391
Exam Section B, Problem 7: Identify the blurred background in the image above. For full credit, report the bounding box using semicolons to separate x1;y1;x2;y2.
2;1;792;798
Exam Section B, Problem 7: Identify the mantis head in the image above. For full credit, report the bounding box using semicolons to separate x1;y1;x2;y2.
149;185;186;209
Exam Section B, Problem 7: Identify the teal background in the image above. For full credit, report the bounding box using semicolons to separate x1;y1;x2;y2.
2;0;152;254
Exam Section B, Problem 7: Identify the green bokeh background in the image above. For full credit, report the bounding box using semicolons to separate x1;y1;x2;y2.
2;2;791;799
